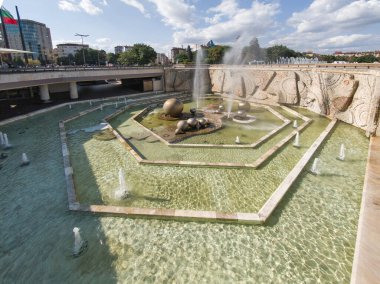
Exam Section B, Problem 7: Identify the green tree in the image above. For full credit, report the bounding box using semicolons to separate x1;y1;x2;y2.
206;45;229;64
241;37;265;64
266;45;299;62
74;48;107;65
186;45;193;62
175;53;190;64
118;43;157;65
356;54;377;63
106;53;118;65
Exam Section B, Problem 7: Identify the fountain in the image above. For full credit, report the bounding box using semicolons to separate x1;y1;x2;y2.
21;153;30;166
72;227;87;257
293;120;298;128
193;48;206;109
235;136;241;144
100;104;103;111
69;104;72;109
337;144;345;161
3;133;11;149
310;158;320;175
293;132;300;148
0;132;3;146
115;168;129;200
89;100;93;106
115;102;118;108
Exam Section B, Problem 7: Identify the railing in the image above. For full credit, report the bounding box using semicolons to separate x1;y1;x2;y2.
0;65;165;74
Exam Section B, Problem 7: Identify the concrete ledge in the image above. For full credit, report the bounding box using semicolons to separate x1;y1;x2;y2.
258;119;337;220
351;136;380;284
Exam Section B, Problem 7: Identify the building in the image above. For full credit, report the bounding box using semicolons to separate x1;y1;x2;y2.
114;45;133;55
1;19;53;63
156;53;169;65
170;47;186;63
334;50;380;58
56;43;89;58
114;45;124;54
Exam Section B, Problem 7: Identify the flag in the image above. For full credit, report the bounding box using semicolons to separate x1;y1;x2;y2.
1;7;18;25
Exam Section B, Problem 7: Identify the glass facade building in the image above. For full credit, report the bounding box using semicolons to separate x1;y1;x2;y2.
0;19;53;63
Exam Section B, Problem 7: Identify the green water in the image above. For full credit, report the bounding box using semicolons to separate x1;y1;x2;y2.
0;96;368;283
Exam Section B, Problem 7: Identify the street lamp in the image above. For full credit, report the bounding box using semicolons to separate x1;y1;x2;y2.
75;33;89;66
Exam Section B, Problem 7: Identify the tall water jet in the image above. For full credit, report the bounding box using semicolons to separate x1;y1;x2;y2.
0;132;4;145
21;153;30;166
115;102;118;108
337;144;345;161
100;104;103;111
293;132;300;148
310;158;320;175
115;168;129;199
69;104;72;109
3;133;11;149
226;97;233;119
89;100;93;106
72;227;87;257
293;120;298;128
193;48;205;109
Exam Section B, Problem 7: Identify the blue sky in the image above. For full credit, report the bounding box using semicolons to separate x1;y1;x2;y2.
1;0;380;55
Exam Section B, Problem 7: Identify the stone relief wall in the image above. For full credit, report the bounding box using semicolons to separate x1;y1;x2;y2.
164;68;211;93
209;67;380;136
164;67;380;135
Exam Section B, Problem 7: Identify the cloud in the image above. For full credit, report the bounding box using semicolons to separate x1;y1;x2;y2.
120;0;150;17
173;1;280;45
79;0;103;15
275;0;380;52
148;0;196;29
58;0;103;15
58;0;81;12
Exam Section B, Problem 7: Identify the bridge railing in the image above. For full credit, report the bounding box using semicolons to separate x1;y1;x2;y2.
0;65;165;74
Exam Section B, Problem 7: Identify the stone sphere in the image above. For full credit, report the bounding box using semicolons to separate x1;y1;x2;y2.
163;98;183;117
198;118;207;126
177;120;188;131
187;117;198;127
236;110;247;118
238;101;251;112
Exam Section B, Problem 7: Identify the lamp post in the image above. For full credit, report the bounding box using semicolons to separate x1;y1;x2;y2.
75;33;89;66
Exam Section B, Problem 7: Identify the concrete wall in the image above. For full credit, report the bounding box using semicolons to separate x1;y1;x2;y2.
166;65;380;136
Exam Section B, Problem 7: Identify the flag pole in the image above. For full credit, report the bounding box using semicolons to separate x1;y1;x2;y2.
15;5;28;64
0;6;12;62
0;6;10;49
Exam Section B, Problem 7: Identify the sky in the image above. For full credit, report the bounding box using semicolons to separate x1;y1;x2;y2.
1;0;380;55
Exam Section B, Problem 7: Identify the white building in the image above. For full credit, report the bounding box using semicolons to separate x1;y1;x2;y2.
56;43;89;58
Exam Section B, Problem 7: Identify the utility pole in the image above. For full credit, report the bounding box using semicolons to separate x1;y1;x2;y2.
75;33;89;66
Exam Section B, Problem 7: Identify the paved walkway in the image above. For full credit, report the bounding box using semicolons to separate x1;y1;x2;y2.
351;136;380;283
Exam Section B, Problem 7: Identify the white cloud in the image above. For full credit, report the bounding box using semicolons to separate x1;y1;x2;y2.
58;0;81;12
58;0;103;15
120;0;149;17
148;0;196;29
173;1;279;45
79;0;103;15
273;0;380;52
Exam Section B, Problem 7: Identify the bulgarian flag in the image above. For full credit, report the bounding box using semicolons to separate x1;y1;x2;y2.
1;7;18;25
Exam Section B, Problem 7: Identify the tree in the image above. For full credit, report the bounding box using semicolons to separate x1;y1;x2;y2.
118;43;156;65
266;45;299;62
175;53;190;64
356;54;377;63
206;45;229;64
241;37;264;64
106;53;118;65
186;45;193;62
74;48;107;65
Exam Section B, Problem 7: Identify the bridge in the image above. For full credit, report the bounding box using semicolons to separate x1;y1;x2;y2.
0;66;164;101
